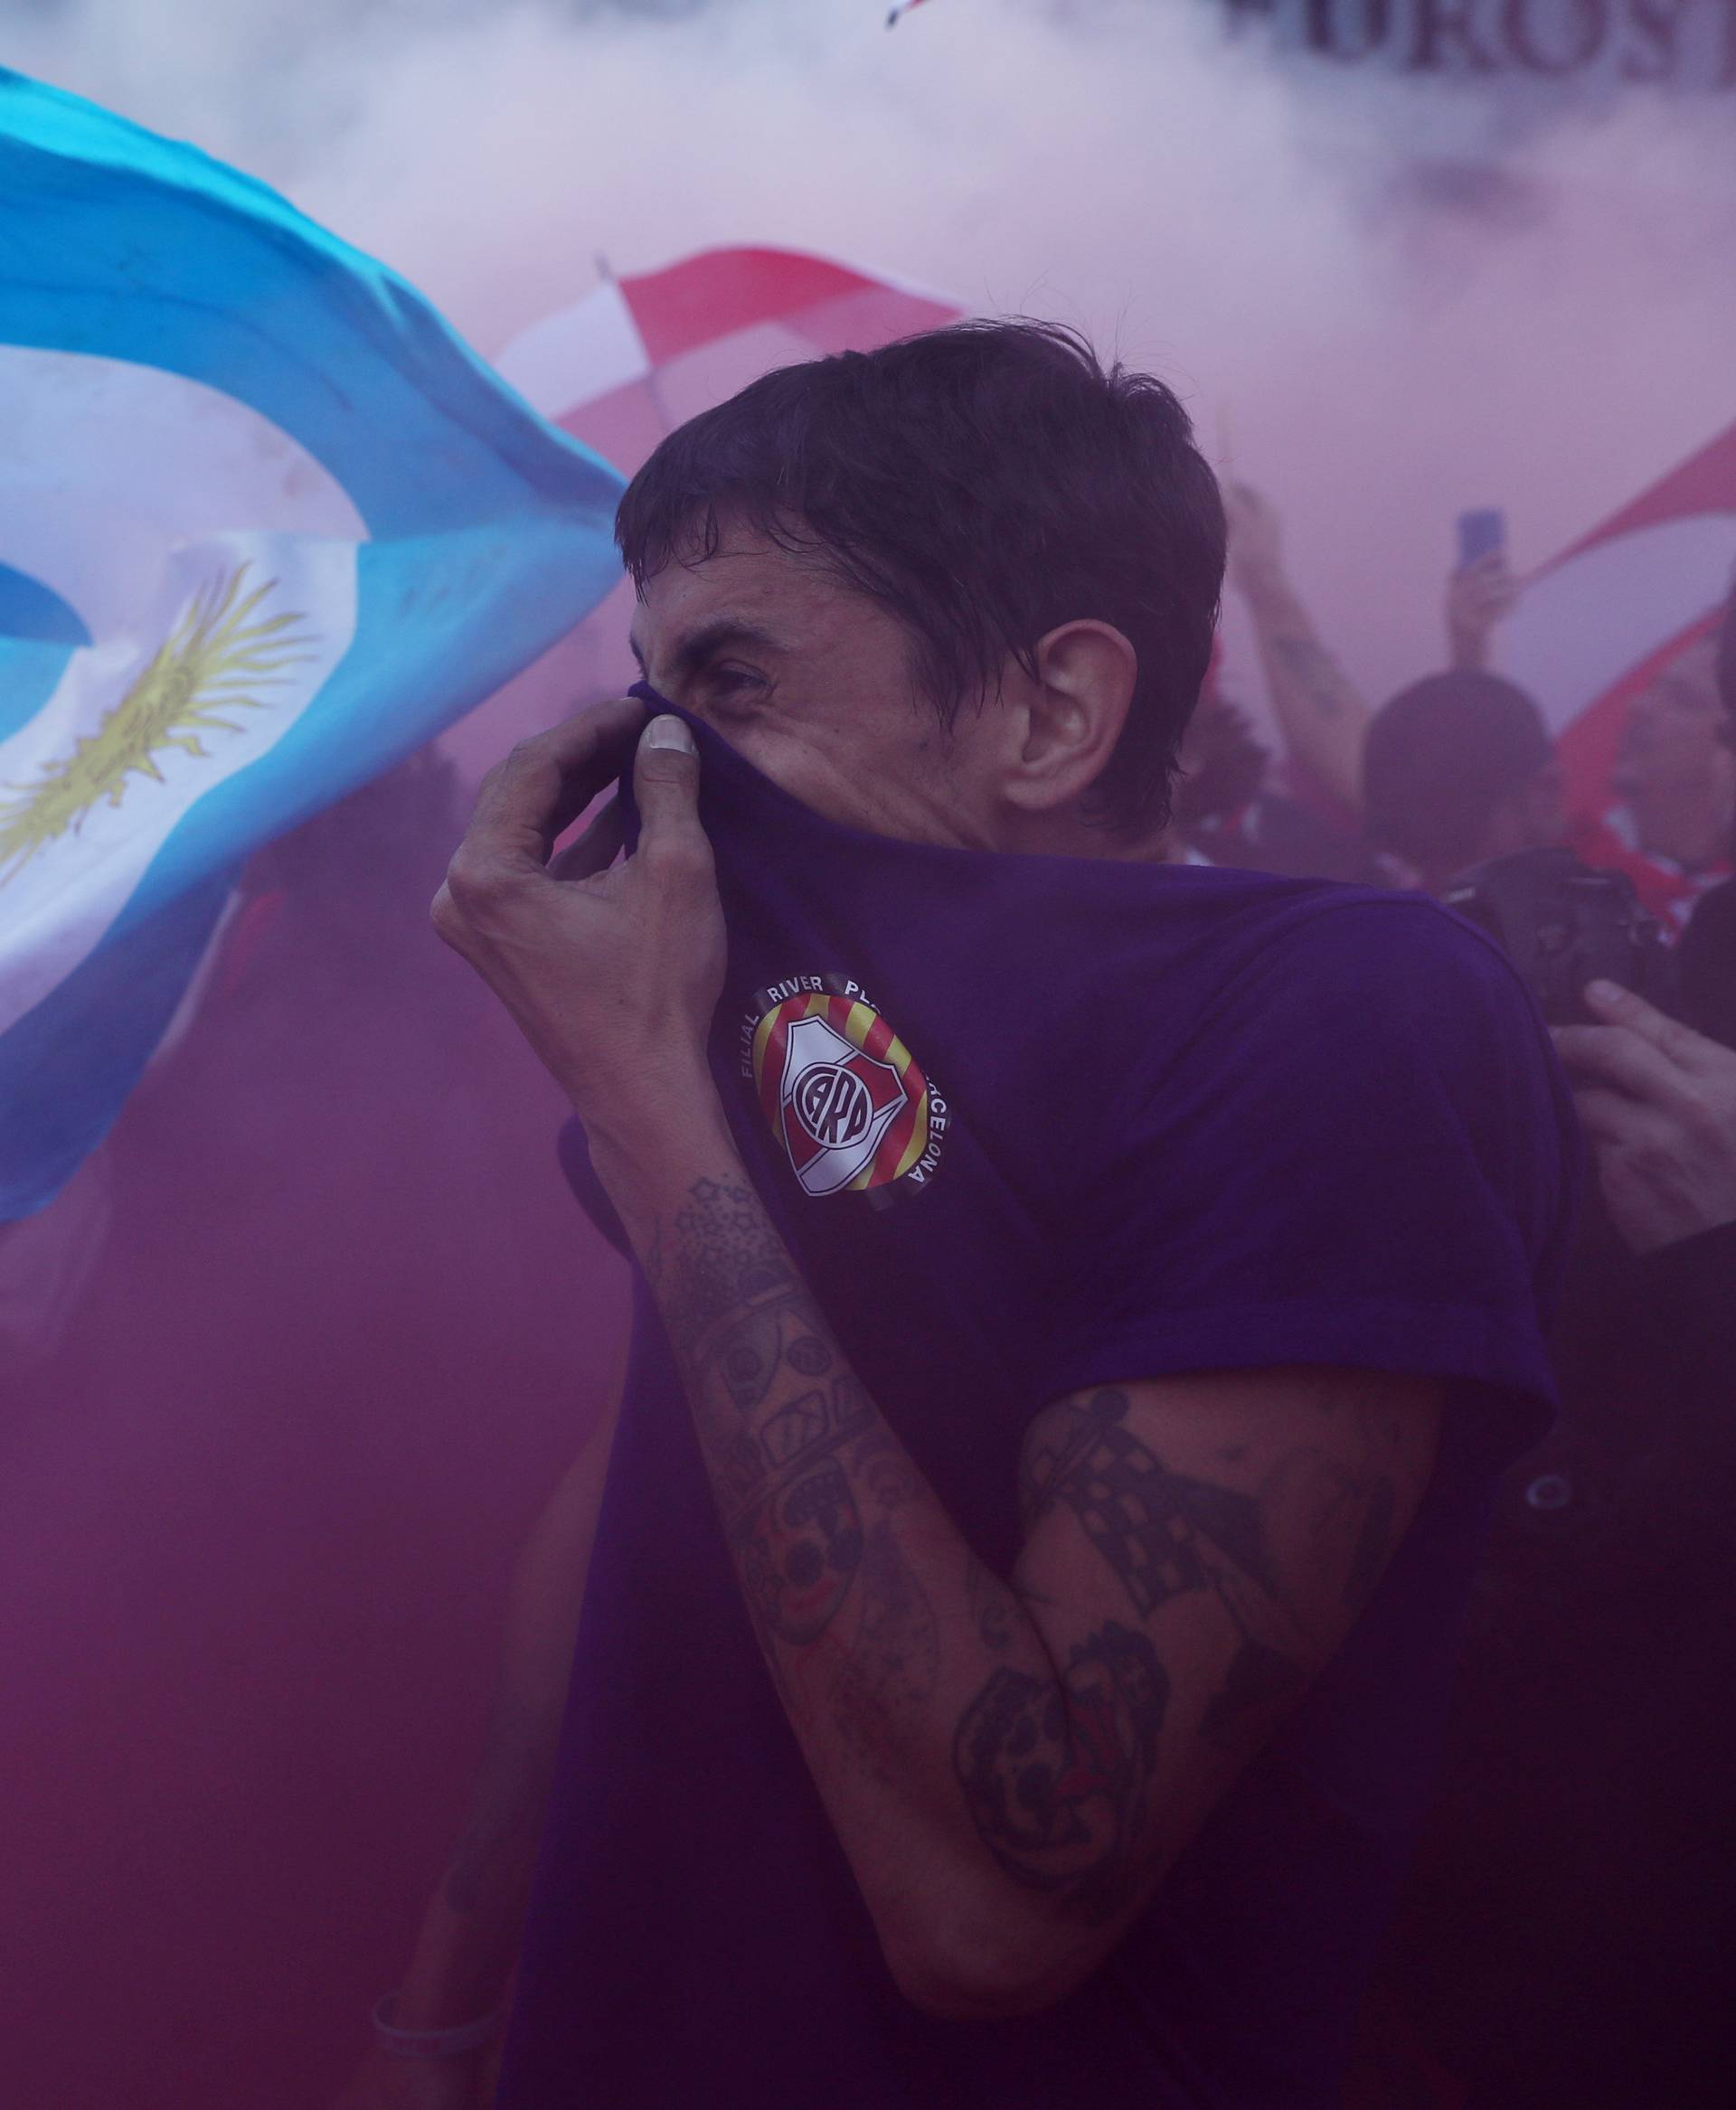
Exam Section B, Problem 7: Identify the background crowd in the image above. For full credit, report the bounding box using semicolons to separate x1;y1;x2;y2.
4;487;1733;2110
1195;491;1736;2107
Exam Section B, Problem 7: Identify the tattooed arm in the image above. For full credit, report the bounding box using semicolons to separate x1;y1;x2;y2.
592;1128;1442;2021
1225;483;1373;815
434;705;1441;2019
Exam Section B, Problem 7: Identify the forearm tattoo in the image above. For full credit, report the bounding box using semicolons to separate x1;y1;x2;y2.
954;1621;1168;1924
651;1178;936;1745
1272;631;1354;725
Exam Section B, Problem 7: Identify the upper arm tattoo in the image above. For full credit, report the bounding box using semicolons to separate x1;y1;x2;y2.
1017;1385;1415;1748
949;1380;1423;1915
1021;1388;1281;1615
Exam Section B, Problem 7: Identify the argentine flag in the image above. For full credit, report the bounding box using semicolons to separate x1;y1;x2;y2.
0;73;627;1221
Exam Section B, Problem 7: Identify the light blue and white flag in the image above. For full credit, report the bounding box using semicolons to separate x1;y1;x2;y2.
0;72;627;1220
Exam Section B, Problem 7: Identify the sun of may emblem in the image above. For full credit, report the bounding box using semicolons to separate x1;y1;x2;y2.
741;973;948;1201
0;563;316;882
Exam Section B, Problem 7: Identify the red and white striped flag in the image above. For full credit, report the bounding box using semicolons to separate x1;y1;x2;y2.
1501;422;1736;927
494;247;963;480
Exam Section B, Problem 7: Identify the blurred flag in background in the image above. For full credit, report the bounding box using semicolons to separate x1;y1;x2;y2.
0;71;625;1221
1504;421;1736;815
494;247;962;479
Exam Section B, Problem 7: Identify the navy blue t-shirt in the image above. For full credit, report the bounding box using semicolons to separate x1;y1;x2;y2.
497;701;1576;2110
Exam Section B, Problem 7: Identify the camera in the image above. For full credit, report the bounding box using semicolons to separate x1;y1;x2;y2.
1441;847;1676;1027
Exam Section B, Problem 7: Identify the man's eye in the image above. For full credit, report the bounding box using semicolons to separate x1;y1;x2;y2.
707;667;764;699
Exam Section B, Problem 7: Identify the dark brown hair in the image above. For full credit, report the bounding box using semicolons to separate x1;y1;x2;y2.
615;319;1226;834
1363;672;1554;871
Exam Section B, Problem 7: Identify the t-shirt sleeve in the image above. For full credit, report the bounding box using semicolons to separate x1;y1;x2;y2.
1032;898;1579;1443
557;1117;631;1258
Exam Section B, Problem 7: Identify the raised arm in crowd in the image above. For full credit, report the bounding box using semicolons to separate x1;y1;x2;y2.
1222;482;1373;815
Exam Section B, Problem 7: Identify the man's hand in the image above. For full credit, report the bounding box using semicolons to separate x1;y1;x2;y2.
1553;980;1736;1254
1446;550;1522;672
432;700;727;1140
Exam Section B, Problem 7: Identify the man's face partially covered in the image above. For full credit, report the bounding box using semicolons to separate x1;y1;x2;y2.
628;519;1006;851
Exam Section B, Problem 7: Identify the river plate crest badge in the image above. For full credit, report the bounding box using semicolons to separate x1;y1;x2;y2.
741;973;948;1201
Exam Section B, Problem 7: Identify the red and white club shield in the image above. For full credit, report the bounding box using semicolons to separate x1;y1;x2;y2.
776;1014;906;1197
747;980;943;1201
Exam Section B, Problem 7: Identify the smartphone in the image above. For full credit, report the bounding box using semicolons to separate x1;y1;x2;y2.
1457;508;1506;570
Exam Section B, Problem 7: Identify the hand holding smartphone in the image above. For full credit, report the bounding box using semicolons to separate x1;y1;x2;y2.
1448;509;1519;670
1456;508;1507;571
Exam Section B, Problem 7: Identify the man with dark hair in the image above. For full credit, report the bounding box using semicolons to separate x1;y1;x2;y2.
347;323;1572;2110
1360;671;1566;894
609;320;1224;839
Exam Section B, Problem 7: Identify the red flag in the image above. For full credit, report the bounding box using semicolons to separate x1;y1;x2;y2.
1500;423;1736;927
1503;426;1736;789
494;246;963;479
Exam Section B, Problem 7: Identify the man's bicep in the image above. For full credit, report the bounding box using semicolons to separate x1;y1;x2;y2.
986;1366;1441;1917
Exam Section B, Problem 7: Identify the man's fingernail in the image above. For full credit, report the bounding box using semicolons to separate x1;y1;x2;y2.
644;715;695;754
1585;979;1623;1005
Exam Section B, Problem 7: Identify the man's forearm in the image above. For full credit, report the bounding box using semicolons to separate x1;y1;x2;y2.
1236;571;1371;814
589;1106;1085;2010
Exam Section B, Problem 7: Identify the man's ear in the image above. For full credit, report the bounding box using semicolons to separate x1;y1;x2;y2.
998;620;1138;818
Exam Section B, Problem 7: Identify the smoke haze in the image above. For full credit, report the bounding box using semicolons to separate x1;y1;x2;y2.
13;0;1736;722
7;13;1733;2106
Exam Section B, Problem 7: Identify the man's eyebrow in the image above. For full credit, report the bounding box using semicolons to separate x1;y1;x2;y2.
664;618;785;674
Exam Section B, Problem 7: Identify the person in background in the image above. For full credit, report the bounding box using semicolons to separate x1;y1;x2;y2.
1224;484;1570;899
1245;511;1736;2105
1235;483;1734;932
1576;634;1735;935
1169;670;1372;882
1548;584;1736;1352
1445;546;1734;936
1378;626;1736;2107
1359;672;1567;897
